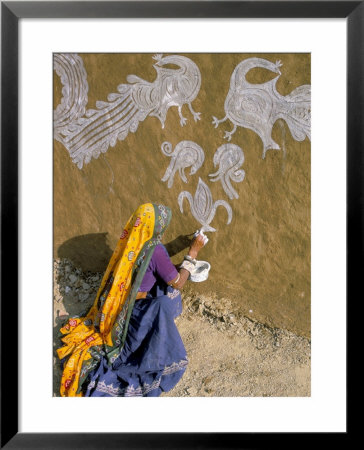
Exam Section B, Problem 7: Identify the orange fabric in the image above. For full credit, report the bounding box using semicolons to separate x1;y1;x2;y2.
57;203;155;396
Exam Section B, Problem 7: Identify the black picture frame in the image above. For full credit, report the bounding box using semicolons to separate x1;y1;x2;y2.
1;1;356;448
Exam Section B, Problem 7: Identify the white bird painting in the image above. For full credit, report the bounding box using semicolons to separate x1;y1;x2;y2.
161;141;205;188
212;57;311;159
54;54;202;169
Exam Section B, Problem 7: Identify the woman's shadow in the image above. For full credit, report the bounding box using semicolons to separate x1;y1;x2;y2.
54;233;113;395
164;233;194;257
56;231;193;271
57;232;113;273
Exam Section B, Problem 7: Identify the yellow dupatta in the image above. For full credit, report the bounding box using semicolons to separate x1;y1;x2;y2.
57;203;171;397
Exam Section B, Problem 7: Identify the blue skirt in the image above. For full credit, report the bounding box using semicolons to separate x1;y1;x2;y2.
84;280;187;397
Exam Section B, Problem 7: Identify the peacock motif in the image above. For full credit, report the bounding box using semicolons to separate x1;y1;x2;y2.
212;57;311;159
208;144;245;200
54;53;202;169
160;140;205;188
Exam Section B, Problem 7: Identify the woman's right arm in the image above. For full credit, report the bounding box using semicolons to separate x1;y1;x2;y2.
168;234;206;290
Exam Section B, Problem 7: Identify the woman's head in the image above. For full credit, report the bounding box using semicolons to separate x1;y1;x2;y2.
151;203;172;241
124;203;172;248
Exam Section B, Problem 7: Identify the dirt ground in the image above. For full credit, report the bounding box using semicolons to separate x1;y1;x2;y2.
53;258;310;397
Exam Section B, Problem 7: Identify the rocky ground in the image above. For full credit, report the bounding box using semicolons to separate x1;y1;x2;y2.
53;258;310;397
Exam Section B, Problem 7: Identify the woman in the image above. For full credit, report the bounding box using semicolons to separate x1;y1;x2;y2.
57;203;205;397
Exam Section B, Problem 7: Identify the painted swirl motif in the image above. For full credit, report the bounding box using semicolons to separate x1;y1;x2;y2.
212;57;311;159
54;54;202;169
178;178;232;232
161;140;205;188
209;144;245;200
53;53;89;142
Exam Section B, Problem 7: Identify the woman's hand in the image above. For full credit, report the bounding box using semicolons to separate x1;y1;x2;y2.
169;234;207;290
188;234;205;259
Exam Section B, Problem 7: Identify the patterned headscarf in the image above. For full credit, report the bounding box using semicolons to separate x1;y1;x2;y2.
57;203;172;397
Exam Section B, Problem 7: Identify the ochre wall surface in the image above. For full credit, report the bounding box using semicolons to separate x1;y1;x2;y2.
54;53;311;337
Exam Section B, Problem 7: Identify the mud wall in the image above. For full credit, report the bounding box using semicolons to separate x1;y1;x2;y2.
54;53;311;337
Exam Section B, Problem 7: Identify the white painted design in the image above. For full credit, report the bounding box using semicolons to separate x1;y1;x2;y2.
178;178;232;232
212;57;311;158
209;144;245;199
162;359;188;375
167;288;180;299
53;53;89;142
87;359;188;396
161;141;205;188
54;54;202;169
91;380;120;397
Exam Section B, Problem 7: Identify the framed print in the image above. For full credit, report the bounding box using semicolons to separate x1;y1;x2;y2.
1;1;357;448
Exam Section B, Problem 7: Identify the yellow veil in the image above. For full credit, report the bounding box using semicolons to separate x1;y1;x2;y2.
57;203;172;396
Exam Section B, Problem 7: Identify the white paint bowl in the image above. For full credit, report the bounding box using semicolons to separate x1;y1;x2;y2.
189;260;211;282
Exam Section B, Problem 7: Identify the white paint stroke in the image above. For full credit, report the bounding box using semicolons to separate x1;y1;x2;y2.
53;53;89;142
209;144;245;200
161;140;205;188
54;54;202;169
212;57;311;159
178;178;232;232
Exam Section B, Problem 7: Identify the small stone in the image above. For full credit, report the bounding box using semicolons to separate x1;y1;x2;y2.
188;386;198;396
65;286;71;293
203;376;213;385
79;293;89;302
227;314;237;325
58;313;69;320
82;282;90;290
68;274;78;284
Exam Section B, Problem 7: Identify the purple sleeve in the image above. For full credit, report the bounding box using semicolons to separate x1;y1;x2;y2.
153;245;178;284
